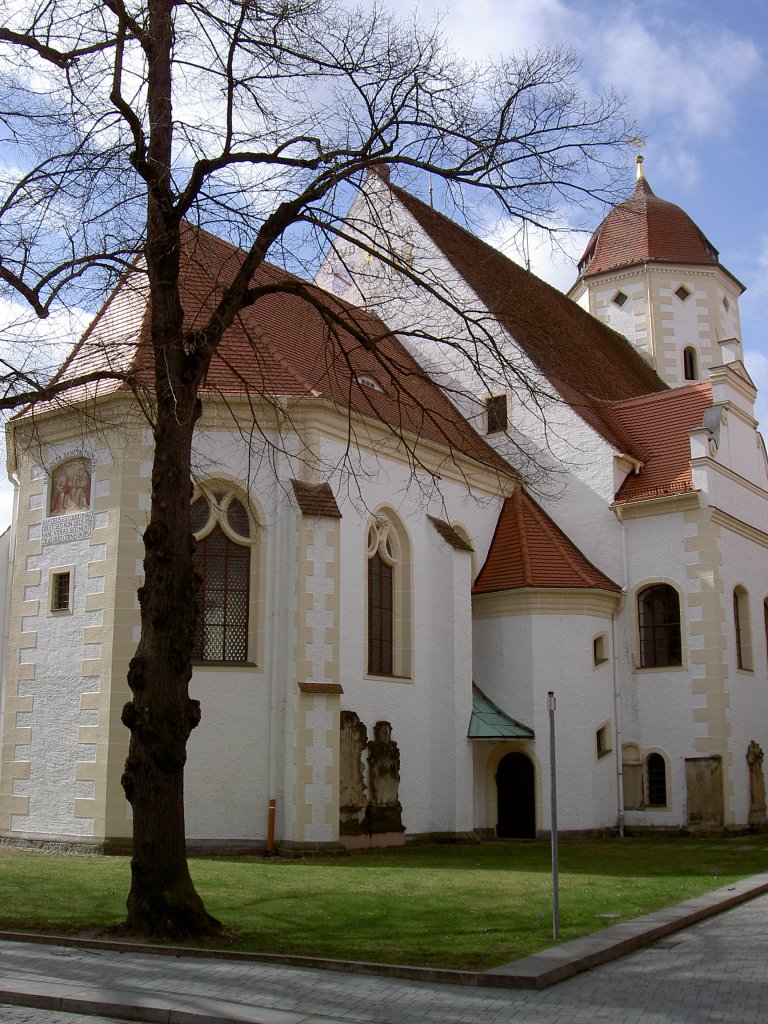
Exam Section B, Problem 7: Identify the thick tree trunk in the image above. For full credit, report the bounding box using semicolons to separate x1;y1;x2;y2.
121;408;220;936
119;12;220;924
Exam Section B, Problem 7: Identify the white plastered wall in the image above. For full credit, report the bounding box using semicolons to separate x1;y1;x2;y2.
572;263;743;389
472;594;620;833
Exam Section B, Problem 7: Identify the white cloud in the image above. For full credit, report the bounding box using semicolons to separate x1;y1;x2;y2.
430;0;571;60
0;297;91;377
389;0;760;142
588;11;760;138
484;215;585;291
0;298;93;531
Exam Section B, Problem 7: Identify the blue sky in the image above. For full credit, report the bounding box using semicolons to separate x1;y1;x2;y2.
0;0;766;526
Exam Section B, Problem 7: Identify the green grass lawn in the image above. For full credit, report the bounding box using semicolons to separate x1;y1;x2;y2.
0;837;766;969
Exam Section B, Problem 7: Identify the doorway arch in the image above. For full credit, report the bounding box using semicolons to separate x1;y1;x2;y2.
496;751;536;838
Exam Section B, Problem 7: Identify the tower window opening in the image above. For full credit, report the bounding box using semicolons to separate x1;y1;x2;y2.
51;571;71;612
683;347;698;381
485;394;508;434
612;291;629;309
675;285;691;302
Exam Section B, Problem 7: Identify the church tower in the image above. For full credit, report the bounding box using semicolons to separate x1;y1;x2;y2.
568;157;745;388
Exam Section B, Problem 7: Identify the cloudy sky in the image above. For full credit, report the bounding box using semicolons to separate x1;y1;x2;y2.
0;0;765;526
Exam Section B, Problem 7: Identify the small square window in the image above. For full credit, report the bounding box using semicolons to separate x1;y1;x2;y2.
596;723;612;760
593;634;608;666
612;291;629;308
51;571;71;612
675;285;691;302
486;394;508;434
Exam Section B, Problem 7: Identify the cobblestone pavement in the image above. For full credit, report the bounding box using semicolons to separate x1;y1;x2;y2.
0;1010;122;1023
2;891;768;1024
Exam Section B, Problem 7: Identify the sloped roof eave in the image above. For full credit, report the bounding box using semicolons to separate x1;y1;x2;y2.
576;257;746;294
472;582;622;599
612;486;701;511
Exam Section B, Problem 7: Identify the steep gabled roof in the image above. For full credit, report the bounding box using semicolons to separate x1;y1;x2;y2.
390;184;666;407
576;175;723;280
472;489;621;594
46;226;511;475
597;382;713;505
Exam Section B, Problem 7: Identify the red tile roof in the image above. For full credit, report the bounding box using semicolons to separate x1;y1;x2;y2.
597;382;713;505
577;177;720;279
391;185;666;406
426;515;474;551
291;480;342;518
48;225;511;475
472;489;621;594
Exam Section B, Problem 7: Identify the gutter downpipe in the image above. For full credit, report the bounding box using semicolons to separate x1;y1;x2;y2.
612;503;629;838
0;471;19;751
266;411;290;855
611;606;625;838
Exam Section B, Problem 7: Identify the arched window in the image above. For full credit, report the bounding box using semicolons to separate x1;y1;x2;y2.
191;486;257;663
683;347;698;381
638;584;682;668
734;586;753;671
366;513;412;677
646;753;667;807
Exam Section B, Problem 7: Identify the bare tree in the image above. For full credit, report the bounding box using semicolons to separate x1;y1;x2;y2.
0;0;636;937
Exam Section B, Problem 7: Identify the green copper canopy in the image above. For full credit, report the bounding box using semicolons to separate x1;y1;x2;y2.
468;686;534;739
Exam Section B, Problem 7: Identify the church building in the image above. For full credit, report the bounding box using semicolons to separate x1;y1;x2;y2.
1;157;766;851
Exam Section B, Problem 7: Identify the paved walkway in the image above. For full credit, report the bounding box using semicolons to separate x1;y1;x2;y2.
2;875;768;1024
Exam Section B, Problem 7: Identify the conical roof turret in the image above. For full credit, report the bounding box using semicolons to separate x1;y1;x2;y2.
577;157;719;279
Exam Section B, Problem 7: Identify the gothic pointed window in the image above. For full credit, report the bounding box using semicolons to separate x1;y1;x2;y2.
366;513;412;677
368;544;393;675
191;487;257;663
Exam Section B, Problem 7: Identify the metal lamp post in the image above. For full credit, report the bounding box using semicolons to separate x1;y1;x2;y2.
547;690;560;940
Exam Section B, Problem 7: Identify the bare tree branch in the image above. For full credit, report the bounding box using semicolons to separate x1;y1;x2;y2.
0;0;640;939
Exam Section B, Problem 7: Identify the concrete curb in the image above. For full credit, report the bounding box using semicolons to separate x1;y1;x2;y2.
2;873;768;1023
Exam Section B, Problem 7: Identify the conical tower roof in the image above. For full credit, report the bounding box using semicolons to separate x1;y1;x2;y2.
577;158;720;279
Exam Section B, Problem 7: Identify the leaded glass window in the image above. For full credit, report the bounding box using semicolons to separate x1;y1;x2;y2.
638;584;682;668
191;488;254;663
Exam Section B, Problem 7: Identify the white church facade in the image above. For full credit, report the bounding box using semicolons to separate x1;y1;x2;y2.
1;159;767;851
